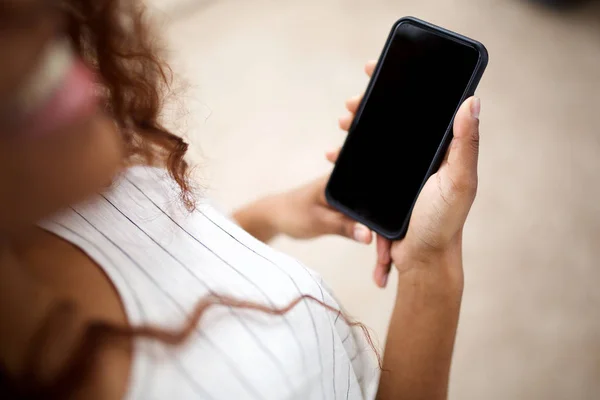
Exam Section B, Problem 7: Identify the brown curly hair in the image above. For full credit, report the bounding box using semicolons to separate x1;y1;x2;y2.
68;0;194;209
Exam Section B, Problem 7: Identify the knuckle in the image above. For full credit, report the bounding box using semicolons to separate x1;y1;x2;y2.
448;172;478;196
459;176;478;195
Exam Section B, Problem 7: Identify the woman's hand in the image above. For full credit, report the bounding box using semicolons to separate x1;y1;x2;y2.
269;176;373;243
391;96;479;272
336;61;480;288
233;179;373;244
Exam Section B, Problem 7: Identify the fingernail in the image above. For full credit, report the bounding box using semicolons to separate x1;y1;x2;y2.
340;114;352;124
381;273;389;288
471;97;481;120
353;224;370;243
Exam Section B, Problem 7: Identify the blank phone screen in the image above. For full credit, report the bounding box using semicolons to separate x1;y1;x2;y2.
327;21;480;237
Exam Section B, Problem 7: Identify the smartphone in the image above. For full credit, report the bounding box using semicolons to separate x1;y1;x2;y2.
325;16;488;240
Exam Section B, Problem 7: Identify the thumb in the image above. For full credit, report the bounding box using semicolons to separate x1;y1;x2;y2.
446;97;480;190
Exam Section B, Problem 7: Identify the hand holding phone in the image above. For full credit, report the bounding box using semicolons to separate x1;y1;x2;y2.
327;17;488;286
326;17;488;242
334;74;481;287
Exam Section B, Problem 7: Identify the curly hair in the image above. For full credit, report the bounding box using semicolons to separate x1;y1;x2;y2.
67;0;194;209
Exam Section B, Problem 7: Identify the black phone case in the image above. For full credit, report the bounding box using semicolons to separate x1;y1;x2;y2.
325;16;489;240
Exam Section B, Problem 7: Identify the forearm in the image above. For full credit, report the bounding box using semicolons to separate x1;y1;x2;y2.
377;248;464;400
232;195;281;243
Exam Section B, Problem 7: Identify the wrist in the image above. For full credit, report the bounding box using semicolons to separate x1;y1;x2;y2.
395;240;464;292
260;192;288;236
394;264;464;315
233;195;282;243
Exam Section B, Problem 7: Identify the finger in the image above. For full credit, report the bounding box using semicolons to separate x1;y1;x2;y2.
325;148;341;164
321;211;373;244
373;235;392;288
365;60;376;77
446;97;480;190
338;114;353;131
353;223;373;244
340;61;376;130
345;94;362;114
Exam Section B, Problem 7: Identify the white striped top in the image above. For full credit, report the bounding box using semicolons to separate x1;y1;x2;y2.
40;166;379;400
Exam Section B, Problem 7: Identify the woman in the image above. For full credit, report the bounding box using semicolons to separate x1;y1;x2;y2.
0;0;481;399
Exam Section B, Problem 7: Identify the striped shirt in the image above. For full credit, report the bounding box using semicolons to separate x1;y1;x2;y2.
40;166;379;400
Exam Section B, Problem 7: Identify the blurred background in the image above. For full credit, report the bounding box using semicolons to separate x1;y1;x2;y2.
148;0;600;399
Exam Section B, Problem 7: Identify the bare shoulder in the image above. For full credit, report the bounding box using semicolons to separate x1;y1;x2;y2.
2;227;133;399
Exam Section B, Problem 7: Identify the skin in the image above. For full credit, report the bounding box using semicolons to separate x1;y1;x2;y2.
0;2;481;399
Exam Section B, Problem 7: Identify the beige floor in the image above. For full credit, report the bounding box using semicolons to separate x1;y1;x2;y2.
151;0;600;398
